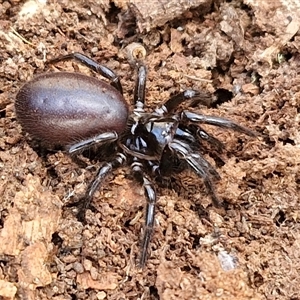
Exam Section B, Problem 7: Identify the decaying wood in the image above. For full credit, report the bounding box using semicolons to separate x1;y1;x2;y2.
245;0;300;70
2;0;300;298
127;0;212;32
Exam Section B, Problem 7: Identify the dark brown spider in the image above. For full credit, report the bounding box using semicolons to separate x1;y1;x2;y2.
15;52;255;267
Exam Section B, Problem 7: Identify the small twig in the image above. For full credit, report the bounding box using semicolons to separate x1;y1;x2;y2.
10;27;34;46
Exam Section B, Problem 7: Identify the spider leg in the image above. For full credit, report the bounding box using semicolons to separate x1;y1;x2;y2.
133;64;147;112
182;111;256;136
48;52;123;94
175;126;197;143
196;127;224;152
147;160;161;177
155;90;212;115
169;139;221;207
67;132;118;154
131;158;157;267
77;152;126;221
182;124;224;152
175;125;224;154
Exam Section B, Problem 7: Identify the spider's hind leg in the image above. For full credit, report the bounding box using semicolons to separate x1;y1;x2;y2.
76;152;126;221
48;52;123;94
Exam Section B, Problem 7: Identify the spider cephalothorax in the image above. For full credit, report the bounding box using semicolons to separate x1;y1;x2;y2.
15;52;254;267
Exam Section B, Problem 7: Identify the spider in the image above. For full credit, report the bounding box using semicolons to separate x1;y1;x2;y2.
15;52;255;267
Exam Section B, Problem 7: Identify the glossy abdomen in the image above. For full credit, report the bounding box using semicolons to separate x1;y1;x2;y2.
15;72;129;146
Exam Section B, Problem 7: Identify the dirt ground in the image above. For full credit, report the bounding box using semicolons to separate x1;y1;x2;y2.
1;0;300;299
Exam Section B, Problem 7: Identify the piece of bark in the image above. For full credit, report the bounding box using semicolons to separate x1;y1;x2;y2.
244;0;300;70
0;175;62;299
0;280;17;300
0;174;62;256
128;0;212;32
77;272;120;290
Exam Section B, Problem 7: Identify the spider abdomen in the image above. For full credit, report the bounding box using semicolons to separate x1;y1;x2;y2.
15;71;129;146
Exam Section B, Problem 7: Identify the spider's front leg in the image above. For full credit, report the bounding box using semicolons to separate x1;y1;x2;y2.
131;158;157;267
181;111;256;136
155;90;213;115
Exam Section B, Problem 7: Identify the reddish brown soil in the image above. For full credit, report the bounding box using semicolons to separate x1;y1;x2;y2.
0;0;300;299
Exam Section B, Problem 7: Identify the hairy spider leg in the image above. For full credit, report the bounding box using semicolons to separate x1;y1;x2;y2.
193;125;225;152
48;52;123;94
67;132;118;154
131;63;159;266
133;64;147;112
147;160;161;177
173;139;221;180
182;111;256;137
170;112;255;207
175;122;224;152
169;139;221;207
131;158;157;267
177;123;224;153
155;90;212;115
156;90;255;144
77;153;127;221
